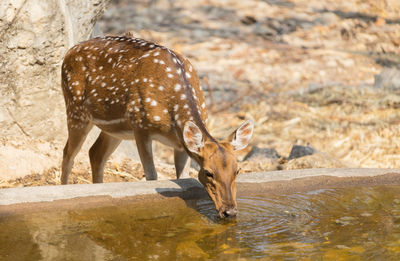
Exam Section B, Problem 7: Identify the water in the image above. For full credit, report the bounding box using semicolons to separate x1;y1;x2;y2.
2;185;400;260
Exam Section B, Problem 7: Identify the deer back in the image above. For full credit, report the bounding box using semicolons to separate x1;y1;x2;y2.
61;36;208;136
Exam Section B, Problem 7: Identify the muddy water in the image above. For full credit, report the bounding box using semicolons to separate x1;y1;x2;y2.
2;186;400;260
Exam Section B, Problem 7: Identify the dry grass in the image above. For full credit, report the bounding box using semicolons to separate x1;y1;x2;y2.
206;85;400;169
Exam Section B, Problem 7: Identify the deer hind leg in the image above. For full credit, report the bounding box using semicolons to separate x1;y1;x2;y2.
134;130;157;180
89;131;121;183
61;123;93;184
174;149;191;179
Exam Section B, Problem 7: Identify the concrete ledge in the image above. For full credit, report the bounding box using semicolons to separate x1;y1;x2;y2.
237;168;400;183
0;178;205;206
1;168;400;207
237;168;400;196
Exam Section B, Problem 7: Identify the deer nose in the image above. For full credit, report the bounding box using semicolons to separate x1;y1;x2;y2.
222;208;238;218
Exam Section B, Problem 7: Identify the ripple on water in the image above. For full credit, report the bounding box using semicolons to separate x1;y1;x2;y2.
196;186;400;259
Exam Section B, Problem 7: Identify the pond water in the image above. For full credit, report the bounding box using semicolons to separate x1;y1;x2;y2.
1;185;400;260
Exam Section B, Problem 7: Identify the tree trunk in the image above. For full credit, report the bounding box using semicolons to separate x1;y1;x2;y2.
0;0;110;141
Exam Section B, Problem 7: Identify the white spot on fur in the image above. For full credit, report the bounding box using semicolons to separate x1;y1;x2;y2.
174;84;181;92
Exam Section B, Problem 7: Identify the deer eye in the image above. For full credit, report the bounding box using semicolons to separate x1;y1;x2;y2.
204;170;214;178
235;168;241;176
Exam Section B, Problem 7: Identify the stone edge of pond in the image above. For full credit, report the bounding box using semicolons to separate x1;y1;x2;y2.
237;168;400;183
1;168;399;207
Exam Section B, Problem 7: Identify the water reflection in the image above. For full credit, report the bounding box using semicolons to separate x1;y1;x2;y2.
2;186;400;260
0;216;42;261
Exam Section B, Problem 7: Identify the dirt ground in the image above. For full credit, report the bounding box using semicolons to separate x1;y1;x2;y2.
1;0;400;188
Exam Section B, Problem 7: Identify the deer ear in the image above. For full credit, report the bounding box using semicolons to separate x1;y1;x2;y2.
183;121;204;155
228;120;254;151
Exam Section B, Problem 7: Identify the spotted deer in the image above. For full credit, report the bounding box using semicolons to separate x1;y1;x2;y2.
61;35;254;218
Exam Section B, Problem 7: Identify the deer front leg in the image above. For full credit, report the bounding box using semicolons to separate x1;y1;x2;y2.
134;130;157;180
174;149;191;179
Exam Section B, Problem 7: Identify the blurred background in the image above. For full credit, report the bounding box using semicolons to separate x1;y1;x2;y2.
1;0;400;187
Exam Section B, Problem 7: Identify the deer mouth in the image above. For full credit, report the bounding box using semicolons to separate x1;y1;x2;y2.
218;207;238;219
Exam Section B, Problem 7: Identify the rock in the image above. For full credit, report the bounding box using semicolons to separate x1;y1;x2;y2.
0;137;60;180
264;0;294;8
314;12;340;26
240;147;281;173
374;69;400;92
288;144;317;160
243;146;281;161
241;15;257;25
254;23;278;40
0;0;110;180
0;0;110;142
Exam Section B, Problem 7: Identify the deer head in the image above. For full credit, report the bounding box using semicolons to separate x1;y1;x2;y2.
183;120;254;218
